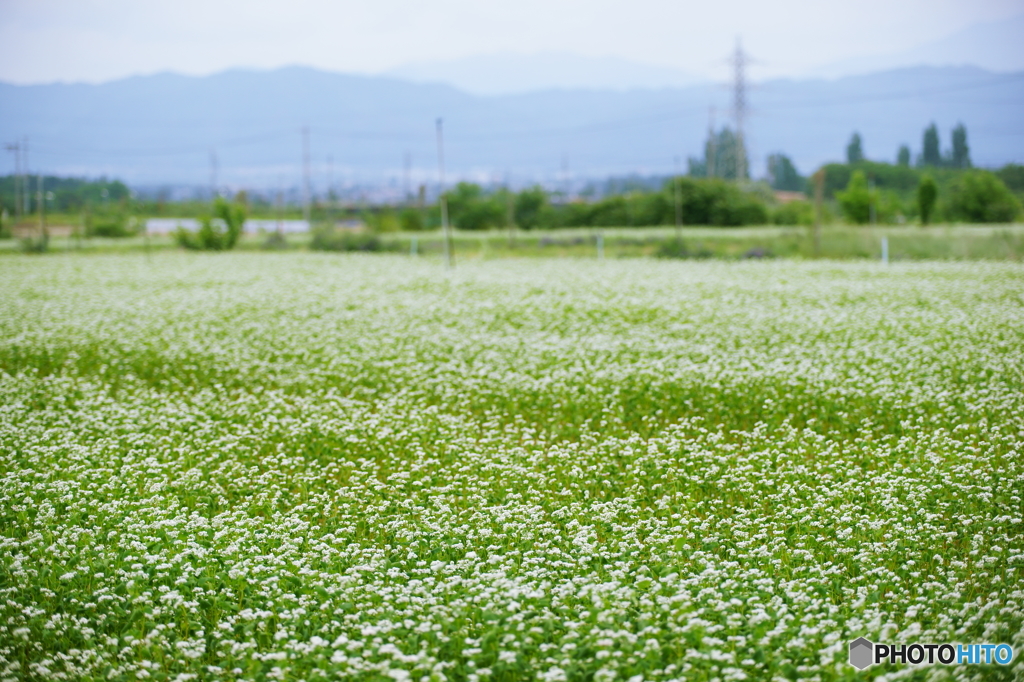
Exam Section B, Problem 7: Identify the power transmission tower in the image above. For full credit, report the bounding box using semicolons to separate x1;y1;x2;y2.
302;126;311;223
436;118;453;268
729;38;751;182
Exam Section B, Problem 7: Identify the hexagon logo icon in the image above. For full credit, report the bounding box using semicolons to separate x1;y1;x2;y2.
849;637;874;669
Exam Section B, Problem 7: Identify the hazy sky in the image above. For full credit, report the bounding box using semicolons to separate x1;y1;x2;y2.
0;0;1020;84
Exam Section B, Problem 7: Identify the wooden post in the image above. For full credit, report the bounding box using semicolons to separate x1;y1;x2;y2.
813;169;824;258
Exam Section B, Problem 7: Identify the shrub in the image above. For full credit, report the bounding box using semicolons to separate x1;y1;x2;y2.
514;187;548;230
399;208;425;232
656;237;712;259
365;210;400;233
88;213;134;238
837;171;873;224
946;170;1022;223
309;229;387;252
772;200;814;226
176;198;246;250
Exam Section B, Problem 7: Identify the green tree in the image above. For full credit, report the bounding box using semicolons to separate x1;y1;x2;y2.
950;123;971;169
514;187;547;230
916;176;937;225
702;127;748;180
947;170;1022;223
846;133;864;164
444;182;504;231
176;197;246;250
897;145;911;167
399;208;424;231
836;170;873;224
766;153;804;191
921;123;942;166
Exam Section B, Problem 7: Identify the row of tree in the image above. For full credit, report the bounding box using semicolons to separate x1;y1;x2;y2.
848;123;971;169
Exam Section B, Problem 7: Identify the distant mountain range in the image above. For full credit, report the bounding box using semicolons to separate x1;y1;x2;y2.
0;64;1021;190
386;52;702;95
811;12;1024;78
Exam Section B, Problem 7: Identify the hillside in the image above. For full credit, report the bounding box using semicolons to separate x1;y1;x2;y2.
0;65;1021;187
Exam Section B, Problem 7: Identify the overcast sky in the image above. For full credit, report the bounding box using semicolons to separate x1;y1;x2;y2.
0;0;1021;85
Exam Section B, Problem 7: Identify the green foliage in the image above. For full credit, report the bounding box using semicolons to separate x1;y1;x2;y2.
444;182;506;231
946;170;1022;223
309;228;387;252
921;123;942;166
365;209;400;233
772;200;814;226
655;237;712;259
0;174;129;214
846;132;864;164
175;197;246;250
399;208;425;232
950;123;971;169
671;178;767;226
897;145;911;167
89;213;134;238
836;170;874;224
995;164;1024;193
514;187;548;230
766;153;804;191
819;161;921;199
917;176;938;225
695;127;748;180
19;233;48;253
2;255;1022;681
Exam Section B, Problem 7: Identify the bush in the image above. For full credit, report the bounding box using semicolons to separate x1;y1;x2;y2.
514;187;547;230
946;170;1022;223
399;208;425;232
365;210;400;233
656;237;712;259
674;179;769;226
89;213;134;238
837;171;873;224
309;229;387;252
773;200;814;226
176;198;246;250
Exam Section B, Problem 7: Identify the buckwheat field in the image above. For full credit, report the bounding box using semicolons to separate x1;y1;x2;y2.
2;253;1022;682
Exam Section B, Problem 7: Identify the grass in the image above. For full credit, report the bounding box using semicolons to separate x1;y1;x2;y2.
1;253;1022;681
3;223;1024;261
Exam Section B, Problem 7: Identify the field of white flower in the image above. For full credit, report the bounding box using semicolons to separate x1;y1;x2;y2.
1;253;1022;682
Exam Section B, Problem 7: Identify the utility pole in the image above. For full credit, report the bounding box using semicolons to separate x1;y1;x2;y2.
5;142;20;217
868;175;876;225
436;118;453;268
403;151;412;205
729;38;750;182
707;107;717;179
813;169;825;258
505;171;515;249
37;173;45;243
673;155;683;238
561;153;569;202
210;149;218;201
22;137;30;215
302;125;311;224
327;154;334;210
